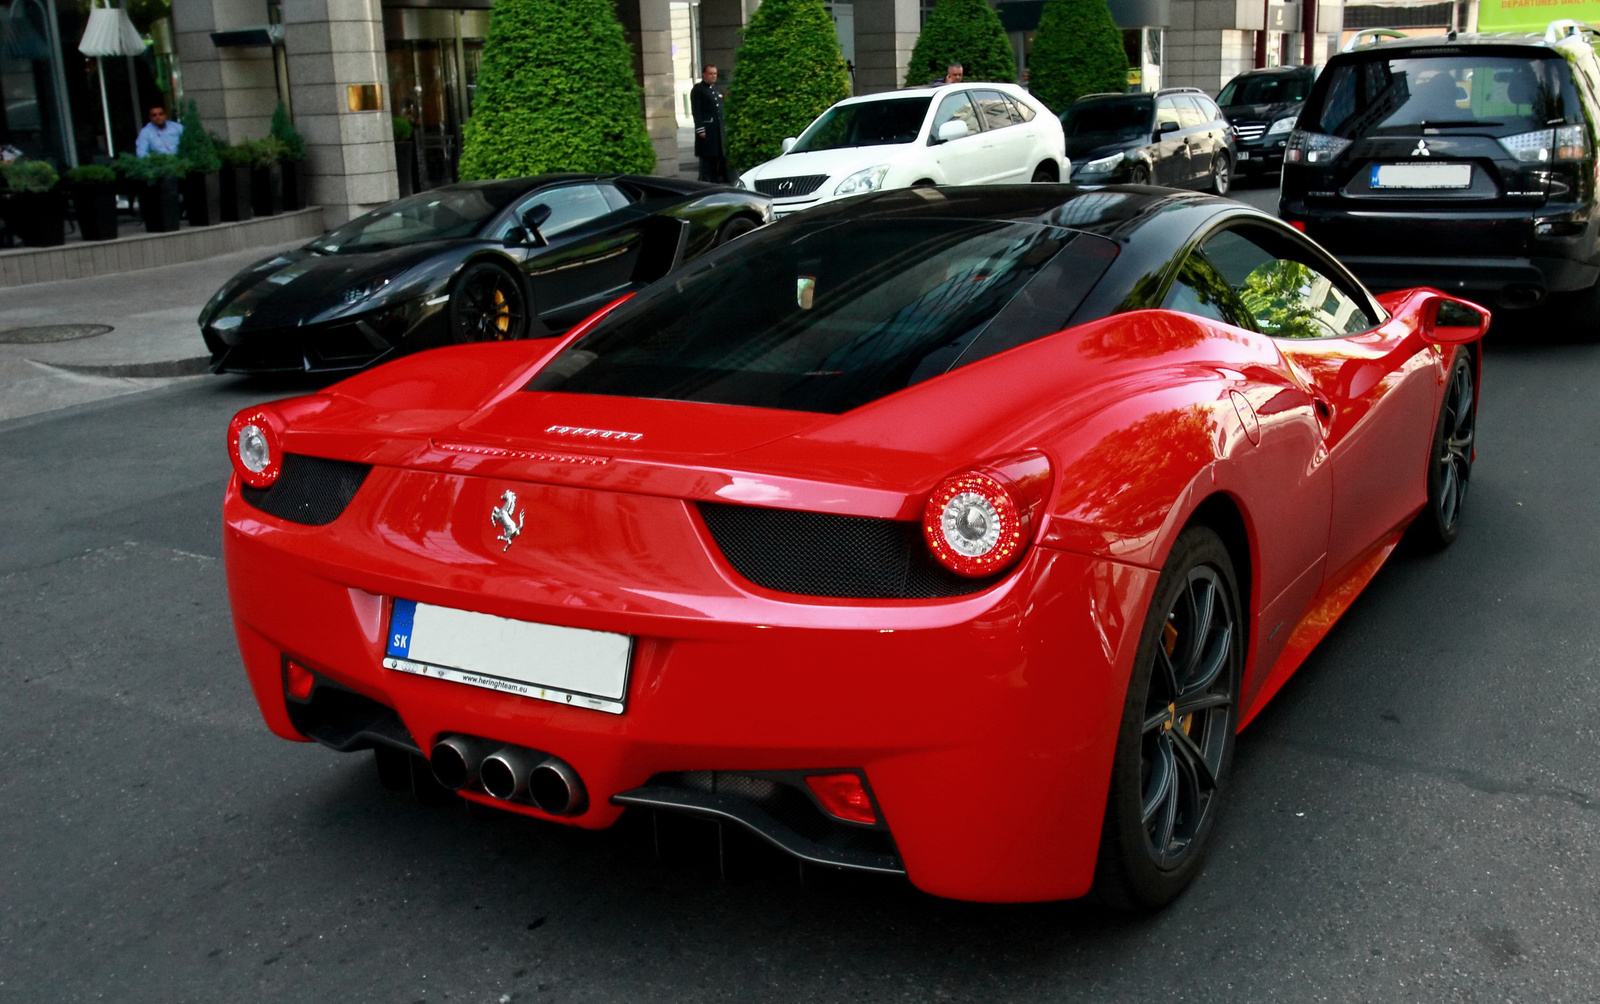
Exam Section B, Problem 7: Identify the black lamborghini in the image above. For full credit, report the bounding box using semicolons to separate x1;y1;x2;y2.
200;174;773;374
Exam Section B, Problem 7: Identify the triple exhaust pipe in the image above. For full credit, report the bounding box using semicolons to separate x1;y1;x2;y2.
429;735;587;815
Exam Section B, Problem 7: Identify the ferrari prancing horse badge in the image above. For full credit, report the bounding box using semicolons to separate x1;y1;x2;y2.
491;490;525;551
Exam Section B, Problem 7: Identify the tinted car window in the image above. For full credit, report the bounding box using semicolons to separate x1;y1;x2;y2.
1175;96;1207;128
528;219;1117;414
793;97;934;151
973;89;1018;129
1218;72;1313;106
1313;54;1581;138
1193;95;1223;120
1200;227;1377;337
932;92;983;139
499;184;619;239
1156;97;1182;128
1006;93;1037;122
1162;255;1255;329
1062;98;1153;140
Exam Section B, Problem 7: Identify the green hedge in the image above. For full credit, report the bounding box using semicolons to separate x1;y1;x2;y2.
458;0;655;179
177;99;222;173
270;100;307;162
1028;0;1129;113
904;0;1016;86
724;0;851;172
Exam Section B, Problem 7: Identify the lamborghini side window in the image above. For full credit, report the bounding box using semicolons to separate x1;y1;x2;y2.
500;184;619;240
1161;253;1255;330
1201;226;1380;338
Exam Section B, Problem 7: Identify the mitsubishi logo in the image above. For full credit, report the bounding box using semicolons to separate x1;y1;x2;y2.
1412;140;1431;157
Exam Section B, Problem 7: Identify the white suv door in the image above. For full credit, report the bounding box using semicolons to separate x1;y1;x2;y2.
927;91;993;184
970;89;1034;182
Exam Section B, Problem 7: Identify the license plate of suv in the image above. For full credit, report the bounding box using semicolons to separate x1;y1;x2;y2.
1370;163;1472;189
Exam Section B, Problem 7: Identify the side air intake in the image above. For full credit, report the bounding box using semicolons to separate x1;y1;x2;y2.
240;453;370;525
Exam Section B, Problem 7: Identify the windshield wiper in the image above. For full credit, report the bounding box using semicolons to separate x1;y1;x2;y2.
1419;119;1502;128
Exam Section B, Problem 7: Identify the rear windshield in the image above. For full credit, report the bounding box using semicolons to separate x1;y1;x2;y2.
1311;54;1581;138
1062;99;1153;140
1219;72;1313;106
527;218;1117;414
792;98;933;152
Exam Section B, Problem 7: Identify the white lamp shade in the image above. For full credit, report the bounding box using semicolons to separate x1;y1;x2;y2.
78;6;146;57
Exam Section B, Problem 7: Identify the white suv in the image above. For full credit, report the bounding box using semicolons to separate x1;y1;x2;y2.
738;84;1068;217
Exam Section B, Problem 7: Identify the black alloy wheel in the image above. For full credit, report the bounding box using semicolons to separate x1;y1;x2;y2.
1210;153;1231;196
716;215;759;246
1130;162;1151;185
1031;161;1058;183
1094;525;1242;910
1415;352;1475;548
449;262;528;344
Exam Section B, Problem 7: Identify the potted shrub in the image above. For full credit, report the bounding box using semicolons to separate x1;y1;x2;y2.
392;116;416;197
270;101;309;210
66;164;118;241
217;138;253;222
116;152;188;233
1;159;65;247
249;137;287;217
177;99;223;226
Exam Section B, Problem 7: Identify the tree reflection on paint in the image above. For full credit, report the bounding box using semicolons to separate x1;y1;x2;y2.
1055;404;1217;537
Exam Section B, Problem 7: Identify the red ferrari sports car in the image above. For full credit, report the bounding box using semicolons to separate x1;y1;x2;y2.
222;185;1487;908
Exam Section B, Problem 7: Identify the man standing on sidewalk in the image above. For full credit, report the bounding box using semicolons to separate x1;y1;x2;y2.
691;65;728;184
135;105;183;157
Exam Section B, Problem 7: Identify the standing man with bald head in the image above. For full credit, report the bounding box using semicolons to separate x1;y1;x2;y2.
691;64;729;184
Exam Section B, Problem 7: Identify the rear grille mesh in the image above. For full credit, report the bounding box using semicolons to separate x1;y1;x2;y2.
1233;123;1266;142
697;502;997;599
753;174;829;198
241;453;370;526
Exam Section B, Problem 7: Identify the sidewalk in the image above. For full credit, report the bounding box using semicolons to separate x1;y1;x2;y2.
0;240;303;423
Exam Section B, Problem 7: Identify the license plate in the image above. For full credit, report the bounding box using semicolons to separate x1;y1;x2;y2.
383;599;633;714
1370;163;1472;189
1238;151;1251;160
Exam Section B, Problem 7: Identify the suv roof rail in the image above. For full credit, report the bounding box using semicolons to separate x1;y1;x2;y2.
1341;28;1406;52
1157;86;1206;94
1073;92;1131;101
1545;18;1595;42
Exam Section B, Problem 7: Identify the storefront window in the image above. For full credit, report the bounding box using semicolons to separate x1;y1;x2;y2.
1;0;70;165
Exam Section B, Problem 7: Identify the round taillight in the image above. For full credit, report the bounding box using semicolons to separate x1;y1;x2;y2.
922;471;1028;578
228;409;282;489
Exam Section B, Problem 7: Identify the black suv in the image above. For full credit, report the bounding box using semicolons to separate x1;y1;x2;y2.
1064;88;1238;194
1280;30;1600;309
1218;65;1317;177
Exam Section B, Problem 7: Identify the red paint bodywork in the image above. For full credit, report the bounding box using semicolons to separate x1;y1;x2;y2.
222;288;1485;902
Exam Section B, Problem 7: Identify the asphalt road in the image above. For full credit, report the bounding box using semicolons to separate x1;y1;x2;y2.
4;204;1600;1001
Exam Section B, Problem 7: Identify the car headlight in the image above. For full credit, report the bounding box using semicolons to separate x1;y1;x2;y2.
834;165;890;196
1079;151;1125;173
1266;116;1298;136
339;273;401;306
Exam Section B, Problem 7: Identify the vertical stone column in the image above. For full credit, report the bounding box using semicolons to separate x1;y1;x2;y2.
1165;0;1259;91
171;0;279;143
617;0;679;176
853;0;918;95
281;0;398;225
700;0;757;82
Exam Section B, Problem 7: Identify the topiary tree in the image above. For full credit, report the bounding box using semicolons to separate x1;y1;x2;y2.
270;100;306;162
904;0;1016;87
458;0;655;179
723;0;851;172
176;99;221;173
1028;0;1129;113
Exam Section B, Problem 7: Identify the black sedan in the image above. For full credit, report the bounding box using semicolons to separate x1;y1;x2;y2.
1217;65;1317;178
1063;89;1236;194
200;174;773;374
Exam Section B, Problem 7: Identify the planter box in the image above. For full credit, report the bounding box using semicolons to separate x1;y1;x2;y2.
395;140;415;197
280;160;307;211
73;185;119;241
251;162;283;217
219;166;253;223
140;178;183;233
184;171;222;227
6;191;65;247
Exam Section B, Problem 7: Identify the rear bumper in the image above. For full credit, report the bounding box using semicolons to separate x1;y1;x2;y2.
1336;254;1598;300
222;470;1156;902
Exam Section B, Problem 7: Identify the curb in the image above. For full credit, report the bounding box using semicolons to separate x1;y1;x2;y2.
39;357;212;378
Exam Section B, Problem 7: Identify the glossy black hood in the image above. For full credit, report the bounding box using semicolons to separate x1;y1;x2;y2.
1066;135;1145;163
203;241;471;332
1221;100;1303;126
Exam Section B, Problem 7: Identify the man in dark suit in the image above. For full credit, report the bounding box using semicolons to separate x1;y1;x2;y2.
691;65;728;183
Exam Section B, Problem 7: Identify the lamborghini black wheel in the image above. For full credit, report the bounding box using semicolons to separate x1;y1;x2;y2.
716;215;760;246
450;262;528;343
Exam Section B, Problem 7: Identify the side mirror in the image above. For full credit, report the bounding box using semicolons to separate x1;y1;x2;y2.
1157;120;1180;137
780;137;798;154
520;204;553;246
936;119;970;143
1423;295;1490;344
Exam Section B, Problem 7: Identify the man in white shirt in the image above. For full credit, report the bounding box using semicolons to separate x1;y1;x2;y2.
135;105;183;157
